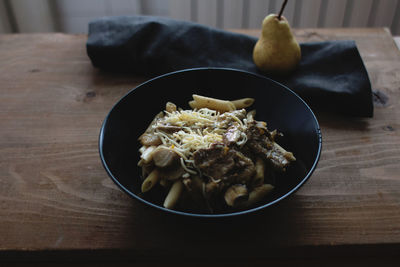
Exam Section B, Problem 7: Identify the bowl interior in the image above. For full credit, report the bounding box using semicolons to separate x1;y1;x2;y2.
99;68;321;217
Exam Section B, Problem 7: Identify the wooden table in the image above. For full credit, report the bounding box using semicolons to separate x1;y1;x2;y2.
1;28;399;266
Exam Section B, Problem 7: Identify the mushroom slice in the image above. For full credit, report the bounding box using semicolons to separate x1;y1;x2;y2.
162;166;185;181
155;125;181;133
152;147;179;168
139;133;162;146
224;184;249;207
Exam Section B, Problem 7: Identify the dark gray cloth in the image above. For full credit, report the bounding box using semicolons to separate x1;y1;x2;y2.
86;15;373;117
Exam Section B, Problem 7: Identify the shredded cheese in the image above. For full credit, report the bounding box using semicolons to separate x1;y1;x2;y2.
152;108;247;175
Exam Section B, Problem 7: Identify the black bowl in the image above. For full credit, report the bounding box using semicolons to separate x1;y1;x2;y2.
99;68;322;217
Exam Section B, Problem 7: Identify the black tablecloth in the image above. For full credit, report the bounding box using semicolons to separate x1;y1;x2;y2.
87;15;373;117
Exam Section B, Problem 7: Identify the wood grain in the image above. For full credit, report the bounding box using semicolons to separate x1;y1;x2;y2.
0;29;399;262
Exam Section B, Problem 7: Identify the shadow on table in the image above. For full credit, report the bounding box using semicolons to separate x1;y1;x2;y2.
119;196;311;259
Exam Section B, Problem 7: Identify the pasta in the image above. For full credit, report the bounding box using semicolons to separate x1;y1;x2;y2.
253;158;265;187
140;146;157;163
189;95;255;112
141;169;161;193
191;94;236;112
163;180;184;209
231;98;255;109
239;184;275;208
137;94;295;212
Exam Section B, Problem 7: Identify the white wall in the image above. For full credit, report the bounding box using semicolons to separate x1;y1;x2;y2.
1;0;400;35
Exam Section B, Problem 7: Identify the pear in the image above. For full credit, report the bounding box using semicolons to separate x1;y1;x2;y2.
253;1;301;74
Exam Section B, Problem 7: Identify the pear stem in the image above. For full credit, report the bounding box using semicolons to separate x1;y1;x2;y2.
277;0;288;20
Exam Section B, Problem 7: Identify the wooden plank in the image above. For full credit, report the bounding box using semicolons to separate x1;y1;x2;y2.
108;0;141;16
169;0;192;21
0;0;13;33
246;0;297;29
0;29;399;261
395;36;400;50
55;0;108;33
283;0;297;27
54;0;108;17
1;257;400;266
296;0;323;28
368;0;398;27
391;2;400;35
139;0;169;16
197;0;217;27
3;0;400;34
322;0;347;27
221;0;244;28
343;0;373;27
247;0;270;29
2;257;400;266
9;0;56;32
61;16;103;34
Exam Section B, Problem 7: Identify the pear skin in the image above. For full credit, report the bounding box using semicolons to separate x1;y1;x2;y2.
253;14;301;74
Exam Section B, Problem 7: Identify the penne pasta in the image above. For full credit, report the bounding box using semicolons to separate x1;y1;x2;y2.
273;142;296;161
137;158;145;167
239;184;274;208
166;102;177;113
247;109;256;120
141;169;161;193
188;100;197;110
249;184;274;205
160;166;185;181
140;162;154;178
140;145;157;163
231;98;255;109
192;94;235;112
137;96;295;212
224;184;248;207
163;180;183;209
159;178;170;187
142;112;163;134
253;158;265;187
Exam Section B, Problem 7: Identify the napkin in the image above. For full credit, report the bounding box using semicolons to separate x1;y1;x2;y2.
87;15;373;117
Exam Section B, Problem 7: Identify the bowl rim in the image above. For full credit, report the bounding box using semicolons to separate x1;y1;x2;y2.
99;67;322;218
